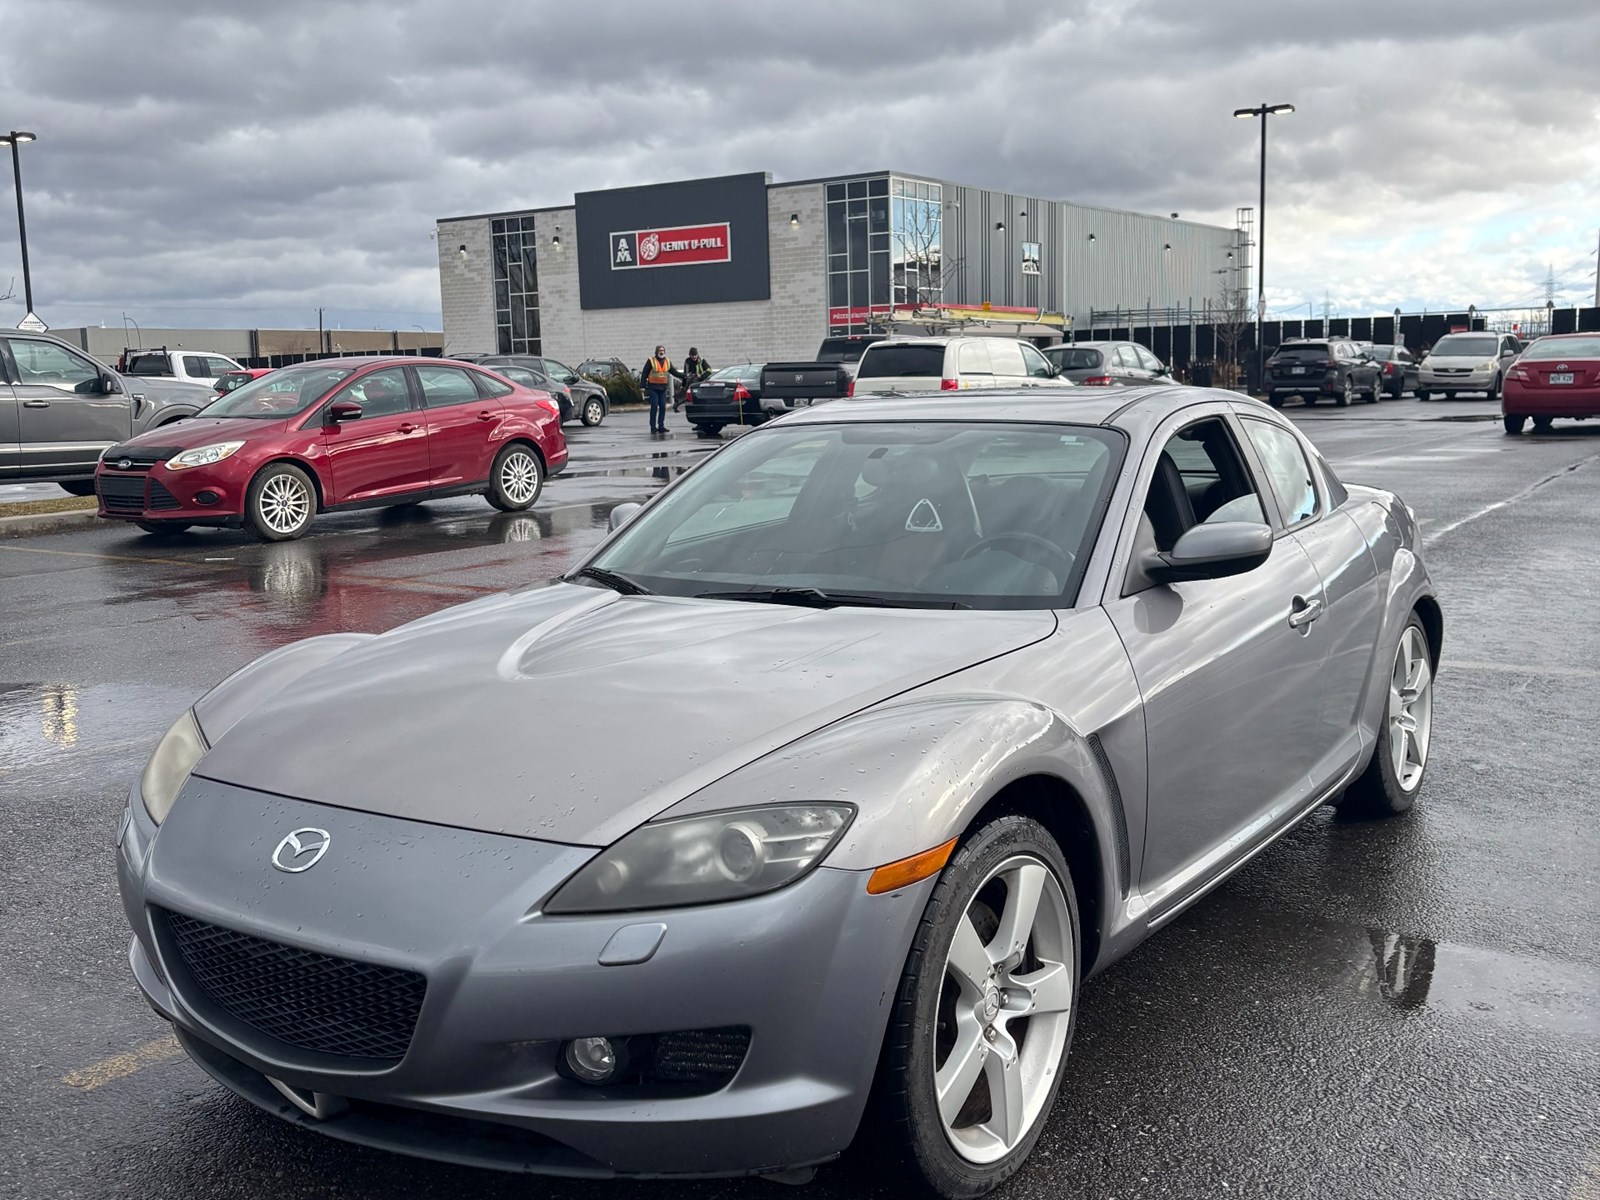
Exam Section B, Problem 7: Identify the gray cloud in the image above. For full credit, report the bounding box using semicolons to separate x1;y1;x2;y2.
0;0;1595;332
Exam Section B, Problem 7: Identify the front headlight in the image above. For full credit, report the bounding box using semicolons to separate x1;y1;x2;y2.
1480;359;1497;371
139;708;208;824
166;441;244;470
544;804;854;914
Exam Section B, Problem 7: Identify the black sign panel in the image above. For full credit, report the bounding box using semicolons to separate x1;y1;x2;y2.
576;173;770;310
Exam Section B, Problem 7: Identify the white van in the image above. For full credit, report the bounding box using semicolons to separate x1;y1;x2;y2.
850;337;1073;396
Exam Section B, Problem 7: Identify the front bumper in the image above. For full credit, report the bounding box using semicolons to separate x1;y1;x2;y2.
117;778;928;1178
95;462;245;526
1419;367;1496;391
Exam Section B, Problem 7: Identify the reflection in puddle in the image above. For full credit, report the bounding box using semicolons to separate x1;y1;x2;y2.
0;681;192;773
1363;928;1435;1010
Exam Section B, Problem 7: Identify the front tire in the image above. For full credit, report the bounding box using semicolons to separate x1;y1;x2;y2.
692;423;725;438
1485;375;1500;402
1366;376;1381;403
486;442;542;512
580;396;606;427
1343;616;1434;818
872;815;1079;1200
1267;394;1286;409
1417;390;1431;402
243;463;316;542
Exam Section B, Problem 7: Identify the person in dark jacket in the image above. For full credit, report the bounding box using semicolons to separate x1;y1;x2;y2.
674;347;711;412
639;345;683;434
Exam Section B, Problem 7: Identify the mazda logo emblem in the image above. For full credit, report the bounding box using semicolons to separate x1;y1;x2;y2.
271;827;332;873
116;458;132;470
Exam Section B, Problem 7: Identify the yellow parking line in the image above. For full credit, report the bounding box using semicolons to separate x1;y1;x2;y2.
0;543;203;568
62;1034;183;1091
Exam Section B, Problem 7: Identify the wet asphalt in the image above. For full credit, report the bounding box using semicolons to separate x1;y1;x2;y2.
1;397;1597;1200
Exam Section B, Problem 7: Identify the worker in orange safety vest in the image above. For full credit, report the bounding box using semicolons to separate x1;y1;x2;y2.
639;345;683;434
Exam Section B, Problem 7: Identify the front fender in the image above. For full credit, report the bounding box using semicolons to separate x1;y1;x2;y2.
192;633;375;745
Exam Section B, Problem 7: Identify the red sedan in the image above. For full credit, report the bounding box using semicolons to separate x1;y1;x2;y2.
1503;334;1600;434
95;357;567;541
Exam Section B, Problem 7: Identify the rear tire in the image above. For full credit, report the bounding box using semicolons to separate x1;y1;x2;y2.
1532;415;1555;433
1444;391;1456;400
693;424;724;438
870;815;1079;1200
1503;414;1527;435
1336;376;1353;406
59;480;97;497
486;442;543;512
243;463;316;542
1267;394;1286;409
1417;390;1431;402
1366;377;1381;403
1342;616;1433;818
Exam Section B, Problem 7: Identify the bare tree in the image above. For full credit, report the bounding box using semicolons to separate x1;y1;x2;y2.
1211;277;1252;390
889;198;967;314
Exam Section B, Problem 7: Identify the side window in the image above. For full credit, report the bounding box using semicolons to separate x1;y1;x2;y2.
339;367;413;418
1142;418;1266;551
472;370;515;399
182;356;211;378
10;338;102;393
957;341;993;376
1019;343;1053;378
1135;346;1163;373
1243;419;1320;526
545;360;579;385
415;365;481;408
208;356;239;377
986;340;1028;378
1115;345;1142;370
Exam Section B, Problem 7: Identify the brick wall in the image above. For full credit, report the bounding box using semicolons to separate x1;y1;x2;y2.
437;218;495;356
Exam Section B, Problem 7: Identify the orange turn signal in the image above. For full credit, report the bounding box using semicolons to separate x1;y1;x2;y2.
866;838;958;895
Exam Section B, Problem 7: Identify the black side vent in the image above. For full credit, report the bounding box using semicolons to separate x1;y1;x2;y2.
1087;732;1131;897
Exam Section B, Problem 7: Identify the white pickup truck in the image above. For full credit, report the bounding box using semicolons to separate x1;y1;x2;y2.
117;347;245;386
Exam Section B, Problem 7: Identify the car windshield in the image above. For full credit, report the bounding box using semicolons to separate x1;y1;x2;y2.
1521;336;1600;359
196;365;355;419
586;421;1124;609
857;344;945;378
1046;347;1104;370
214;371;257;392
1431;335;1497;357
1272;343;1333;360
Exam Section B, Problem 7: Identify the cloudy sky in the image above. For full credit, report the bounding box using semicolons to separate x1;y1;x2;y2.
1;0;1596;334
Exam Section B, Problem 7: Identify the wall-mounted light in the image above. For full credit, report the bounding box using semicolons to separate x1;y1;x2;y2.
551;232;563;250
994;221;1006;233
1171;212;1179;219
788;213;800;228
1163;244;1172;252
457;244;467;259
1018;209;1027;218
1087;233;1096;242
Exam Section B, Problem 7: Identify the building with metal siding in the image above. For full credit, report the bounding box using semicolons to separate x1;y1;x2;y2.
436;170;1236;366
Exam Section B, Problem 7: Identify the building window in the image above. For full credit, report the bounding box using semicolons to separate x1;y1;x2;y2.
825;176;891;332
890;178;943;310
493;216;540;355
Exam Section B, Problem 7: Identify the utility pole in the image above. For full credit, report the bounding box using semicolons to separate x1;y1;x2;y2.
1233;103;1294;394
316;306;324;356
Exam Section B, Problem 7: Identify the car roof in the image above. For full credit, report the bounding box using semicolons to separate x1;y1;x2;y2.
777;385;1218;432
1044;340;1123;349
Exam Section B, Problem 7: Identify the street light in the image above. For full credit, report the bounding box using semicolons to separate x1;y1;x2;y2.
1234;103;1294;392
1;130;38;319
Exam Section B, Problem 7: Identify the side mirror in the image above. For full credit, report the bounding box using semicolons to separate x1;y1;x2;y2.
328;401;363;423
1143;521;1273;584
100;373;122;395
608;502;643;531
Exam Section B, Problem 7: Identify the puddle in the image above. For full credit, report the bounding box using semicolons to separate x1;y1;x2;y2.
0;681;193;774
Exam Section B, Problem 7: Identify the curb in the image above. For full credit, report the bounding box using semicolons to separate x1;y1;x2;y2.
0;508;102;539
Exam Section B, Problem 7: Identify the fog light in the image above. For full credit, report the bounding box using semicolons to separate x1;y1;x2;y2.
563;1037;619;1084
196;490;219;505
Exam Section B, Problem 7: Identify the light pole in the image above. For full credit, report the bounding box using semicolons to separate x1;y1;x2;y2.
1234;103;1294;392
2;130;38;319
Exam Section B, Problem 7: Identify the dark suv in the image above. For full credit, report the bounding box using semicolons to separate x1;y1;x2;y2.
1266;339;1383;407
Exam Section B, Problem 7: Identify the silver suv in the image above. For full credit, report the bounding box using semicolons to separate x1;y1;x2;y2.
1;333;213;493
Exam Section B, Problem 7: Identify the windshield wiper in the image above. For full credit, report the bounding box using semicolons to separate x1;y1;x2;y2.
567;566;652;596
694;586;969;610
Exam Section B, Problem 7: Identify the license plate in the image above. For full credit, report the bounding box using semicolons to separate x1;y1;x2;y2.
1550;373;1574;385
1290;366;1305;375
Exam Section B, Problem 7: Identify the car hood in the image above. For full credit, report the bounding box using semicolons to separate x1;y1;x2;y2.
117;414;292;449
193;583;1056;846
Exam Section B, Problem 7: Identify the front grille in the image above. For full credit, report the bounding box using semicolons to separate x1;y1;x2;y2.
97;474;147;514
649;1027;750;1087
159;909;427;1061
147;480;182;511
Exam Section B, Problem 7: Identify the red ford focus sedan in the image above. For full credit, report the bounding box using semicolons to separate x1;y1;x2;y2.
96;357;567;541
1503;333;1600;435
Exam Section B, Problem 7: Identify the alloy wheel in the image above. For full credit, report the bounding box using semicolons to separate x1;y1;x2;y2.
934;855;1074;1165
583;397;604;425
258;474;311;534
501;451;540;505
1388;626;1433;792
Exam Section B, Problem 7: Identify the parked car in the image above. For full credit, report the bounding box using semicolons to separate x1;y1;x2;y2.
484;363;573;423
0;331;215;494
120;347;246;385
213;368;275;395
116;385;1439;1197
1265;339;1383;407
576;356;632;384
851;336;1071;395
1042;340;1176;386
1364;345;1419;399
93;357;566;541
683;362;766;436
1416;331;1521;401
467;355;607;427
1501;333;1600;434
816;334;887;379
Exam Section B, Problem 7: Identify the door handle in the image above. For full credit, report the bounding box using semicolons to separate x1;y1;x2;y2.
1288;596;1324;629
22;399;50;408
478;410;495;421
398;422;418;434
